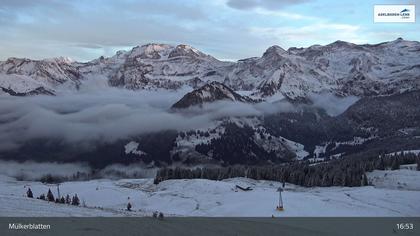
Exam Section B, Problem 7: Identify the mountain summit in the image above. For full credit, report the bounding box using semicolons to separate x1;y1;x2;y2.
171;81;255;109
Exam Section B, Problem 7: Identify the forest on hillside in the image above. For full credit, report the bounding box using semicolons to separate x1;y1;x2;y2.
154;153;420;187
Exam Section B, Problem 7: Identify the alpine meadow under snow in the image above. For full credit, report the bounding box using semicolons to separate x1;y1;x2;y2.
0;169;419;217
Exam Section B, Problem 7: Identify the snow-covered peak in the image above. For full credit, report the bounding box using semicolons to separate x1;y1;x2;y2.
125;43;213;61
379;37;420;48
327;40;357;48
168;44;209;59
128;43;174;59
262;45;287;57
171;81;255;109
44;56;75;64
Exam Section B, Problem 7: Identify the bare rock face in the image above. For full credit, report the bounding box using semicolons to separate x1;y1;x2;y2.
171;81;256;109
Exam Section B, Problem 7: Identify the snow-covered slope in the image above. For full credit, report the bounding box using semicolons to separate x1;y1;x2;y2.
0;74;54;96
0;57;81;95
0;168;419;217
368;169;420;191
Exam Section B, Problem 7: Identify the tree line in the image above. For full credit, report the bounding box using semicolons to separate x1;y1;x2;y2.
154;152;420;187
38;169;149;184
26;187;81;206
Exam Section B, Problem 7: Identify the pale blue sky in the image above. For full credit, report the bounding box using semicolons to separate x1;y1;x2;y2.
0;0;418;61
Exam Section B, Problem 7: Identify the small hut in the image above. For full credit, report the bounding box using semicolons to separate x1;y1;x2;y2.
276;187;284;211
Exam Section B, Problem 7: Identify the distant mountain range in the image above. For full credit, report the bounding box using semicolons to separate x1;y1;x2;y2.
0;38;419;168
1;38;419;100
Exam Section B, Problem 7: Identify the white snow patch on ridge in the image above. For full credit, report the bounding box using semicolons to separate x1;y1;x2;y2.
385;150;420;157
281;138;308;160
124;141;146;156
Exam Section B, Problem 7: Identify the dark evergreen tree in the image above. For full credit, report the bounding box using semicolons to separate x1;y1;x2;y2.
46;189;55;202
127;202;132;211
26;188;33;198
375;158;385;170
362;173;369;186
321;173;331;187
417;158;420;171
40;174;54;184
158;212;164;220
60;196;65;204
391;158;400;170
332;171;342;186
72;194;80;206
65;194;71;204
38;194;46;200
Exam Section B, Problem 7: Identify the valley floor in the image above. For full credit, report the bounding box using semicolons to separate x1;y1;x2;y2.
0;169;419;217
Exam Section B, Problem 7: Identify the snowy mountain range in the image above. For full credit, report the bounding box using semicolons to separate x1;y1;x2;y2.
0;38;419;167
1;38;419;100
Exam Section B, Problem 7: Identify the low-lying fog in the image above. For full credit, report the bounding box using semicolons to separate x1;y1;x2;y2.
0;160;157;181
0;79;359;152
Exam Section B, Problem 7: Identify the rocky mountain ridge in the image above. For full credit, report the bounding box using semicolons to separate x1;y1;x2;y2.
1;38;419;99
171;81;257;109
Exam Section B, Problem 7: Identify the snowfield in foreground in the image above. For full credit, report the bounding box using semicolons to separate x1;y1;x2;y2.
0;169;419;217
